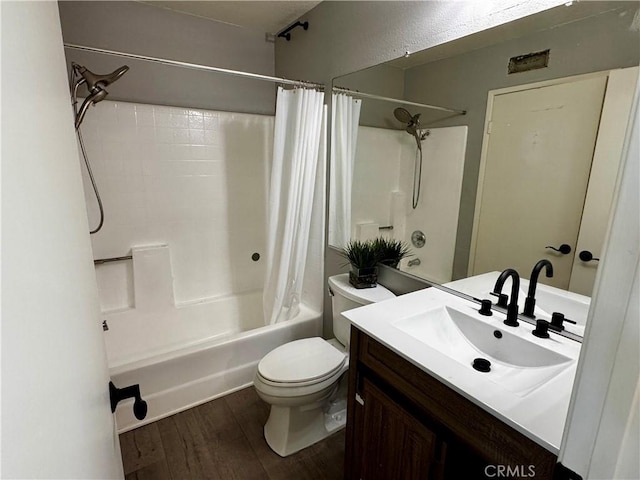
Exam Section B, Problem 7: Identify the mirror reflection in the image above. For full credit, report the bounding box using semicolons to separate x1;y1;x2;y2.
329;1;639;337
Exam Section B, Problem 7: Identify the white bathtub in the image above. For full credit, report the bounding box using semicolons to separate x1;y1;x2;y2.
104;289;322;432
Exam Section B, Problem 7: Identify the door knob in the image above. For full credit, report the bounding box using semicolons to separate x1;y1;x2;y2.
545;244;572;255
579;250;600;262
109;381;148;420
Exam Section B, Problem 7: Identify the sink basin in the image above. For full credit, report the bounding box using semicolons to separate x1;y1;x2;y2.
445;272;590;337
393;306;574;396
530;288;589;334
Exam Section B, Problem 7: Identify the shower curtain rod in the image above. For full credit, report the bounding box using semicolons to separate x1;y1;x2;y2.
64;43;324;89
332;86;466;115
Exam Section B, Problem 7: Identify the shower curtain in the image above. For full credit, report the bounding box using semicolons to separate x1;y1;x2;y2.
263;87;326;325
329;93;362;247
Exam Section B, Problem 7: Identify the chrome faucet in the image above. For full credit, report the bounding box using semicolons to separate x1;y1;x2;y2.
493;269;521;327
523;260;553;318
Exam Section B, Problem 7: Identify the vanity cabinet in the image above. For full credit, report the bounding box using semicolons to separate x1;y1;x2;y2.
344;327;557;480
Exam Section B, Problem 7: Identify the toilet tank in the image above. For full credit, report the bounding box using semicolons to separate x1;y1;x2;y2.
328;274;396;347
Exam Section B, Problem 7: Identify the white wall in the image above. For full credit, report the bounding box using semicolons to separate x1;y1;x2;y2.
350;126;403;236
397;126;467;283
348;126;466;283
1;2;123;477
560;78;639;478
589;266;639;479
79;100;273;310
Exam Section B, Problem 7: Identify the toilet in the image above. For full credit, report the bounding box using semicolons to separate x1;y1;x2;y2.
254;273;395;457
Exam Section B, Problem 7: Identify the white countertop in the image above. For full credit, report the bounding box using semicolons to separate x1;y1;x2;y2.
343;283;582;454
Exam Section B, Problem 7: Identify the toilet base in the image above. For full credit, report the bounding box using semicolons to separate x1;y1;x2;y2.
263;395;347;457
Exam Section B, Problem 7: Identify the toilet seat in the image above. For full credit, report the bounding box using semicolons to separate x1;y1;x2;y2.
257;337;346;388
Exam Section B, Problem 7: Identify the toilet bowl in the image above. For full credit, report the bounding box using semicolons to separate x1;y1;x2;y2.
254;273;395;457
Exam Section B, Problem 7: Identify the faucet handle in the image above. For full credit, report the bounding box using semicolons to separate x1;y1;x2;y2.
549;312;566;331
490;291;508;308
478;299;493;316
532;320;551;338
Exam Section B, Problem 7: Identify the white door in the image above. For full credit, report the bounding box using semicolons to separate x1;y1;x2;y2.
470;75;607;289
2;3;124;478
568;67;639;295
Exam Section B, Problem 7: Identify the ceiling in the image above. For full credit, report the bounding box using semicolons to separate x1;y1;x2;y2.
139;1;322;34
387;1;630;69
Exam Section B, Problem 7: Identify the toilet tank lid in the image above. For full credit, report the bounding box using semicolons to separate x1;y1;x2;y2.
328;273;396;305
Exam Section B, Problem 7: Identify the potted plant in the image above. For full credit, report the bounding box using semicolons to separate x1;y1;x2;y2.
340;240;379;289
372;237;412;269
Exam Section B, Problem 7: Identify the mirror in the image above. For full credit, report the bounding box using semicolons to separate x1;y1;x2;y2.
328;1;640;337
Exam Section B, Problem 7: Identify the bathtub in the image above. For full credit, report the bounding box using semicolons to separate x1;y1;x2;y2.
104;289;322;432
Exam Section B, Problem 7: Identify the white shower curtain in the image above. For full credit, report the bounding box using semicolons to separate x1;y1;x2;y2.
263;87;326;325
329;93;361;247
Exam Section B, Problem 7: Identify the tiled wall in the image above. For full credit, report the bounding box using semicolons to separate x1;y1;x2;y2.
79;100;274;312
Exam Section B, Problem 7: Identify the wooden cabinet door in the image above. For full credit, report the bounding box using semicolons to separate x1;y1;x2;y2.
359;378;445;480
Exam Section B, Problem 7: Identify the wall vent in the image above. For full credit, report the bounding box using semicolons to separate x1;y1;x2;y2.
508;49;550;74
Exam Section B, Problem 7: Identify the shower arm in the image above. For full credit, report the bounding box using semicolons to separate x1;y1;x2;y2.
70;74;83;109
75;89;108;129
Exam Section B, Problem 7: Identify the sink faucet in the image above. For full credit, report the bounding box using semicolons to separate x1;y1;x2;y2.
493;269;520;327
523;260;553;318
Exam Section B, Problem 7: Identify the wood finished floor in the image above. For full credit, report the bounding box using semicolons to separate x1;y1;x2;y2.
119;387;345;480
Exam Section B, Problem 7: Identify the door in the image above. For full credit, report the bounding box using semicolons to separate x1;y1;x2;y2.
359;378;445;480
568;67;639;295
470;75;607;289
2;3;124;478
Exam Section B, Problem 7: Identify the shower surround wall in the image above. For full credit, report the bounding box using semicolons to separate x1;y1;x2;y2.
351;125;467;283
80;100;273;310
80;99;325;431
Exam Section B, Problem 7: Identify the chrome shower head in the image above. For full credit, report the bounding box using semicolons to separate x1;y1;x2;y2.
72;63;129;128
393;107;414;124
394;107;422;131
73;63;129;92
394;107;423;148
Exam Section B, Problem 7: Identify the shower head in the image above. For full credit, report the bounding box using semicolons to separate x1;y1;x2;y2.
393;107;414;124
394;107;424;148
393;107;421;132
72;63;129;128
73;63;129;92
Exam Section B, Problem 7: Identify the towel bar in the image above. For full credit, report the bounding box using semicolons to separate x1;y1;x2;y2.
93;255;132;265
